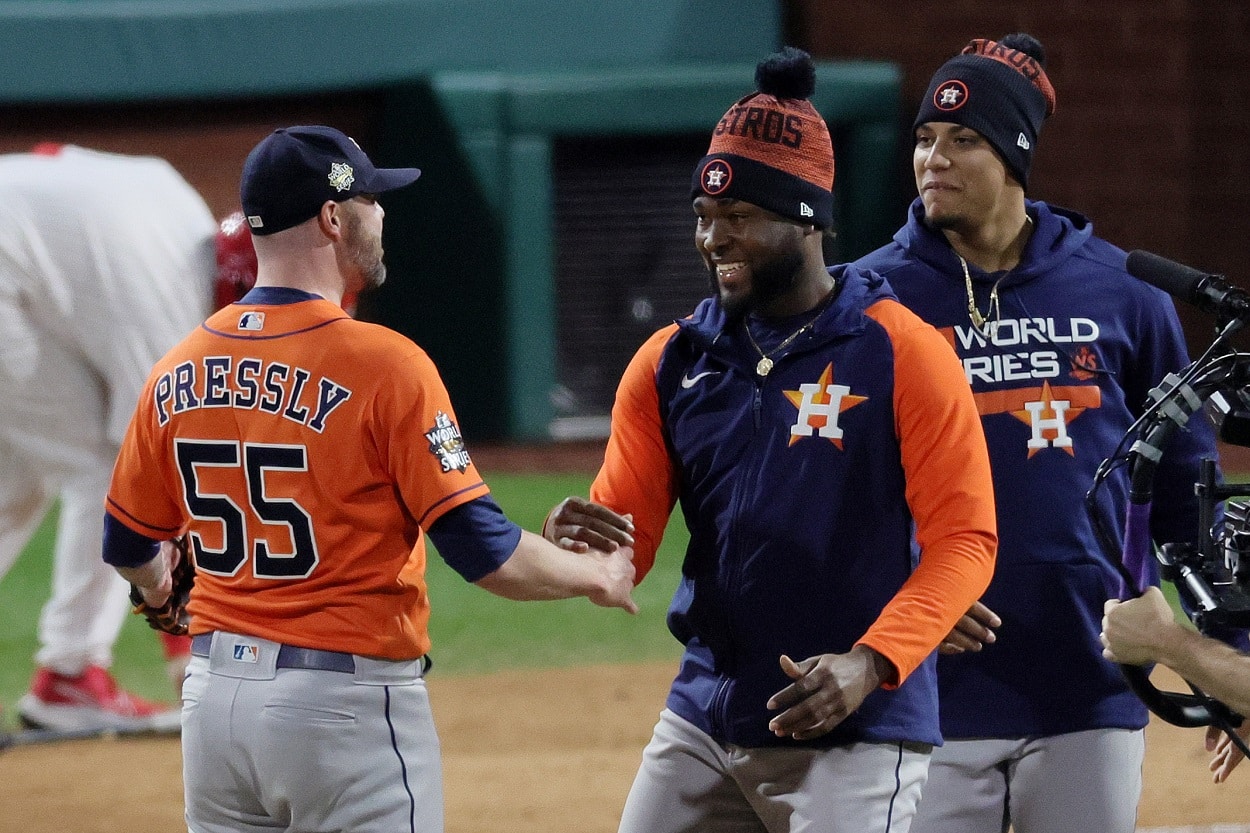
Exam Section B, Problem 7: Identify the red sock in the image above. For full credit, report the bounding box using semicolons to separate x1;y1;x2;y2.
160;632;192;660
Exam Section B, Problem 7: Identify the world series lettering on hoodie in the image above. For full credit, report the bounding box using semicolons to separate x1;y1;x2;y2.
949;315;1098;383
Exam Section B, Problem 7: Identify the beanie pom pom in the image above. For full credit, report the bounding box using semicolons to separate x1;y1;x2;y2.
755;46;816;100
999;32;1047;66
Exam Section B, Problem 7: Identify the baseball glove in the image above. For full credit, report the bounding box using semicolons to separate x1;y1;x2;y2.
129;536;195;636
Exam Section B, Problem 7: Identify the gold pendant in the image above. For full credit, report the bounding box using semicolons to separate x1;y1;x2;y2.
756;357;773;377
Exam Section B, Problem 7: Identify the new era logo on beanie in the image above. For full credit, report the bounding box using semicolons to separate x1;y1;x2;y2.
914;34;1057;189
691;47;835;229
241;125;422;236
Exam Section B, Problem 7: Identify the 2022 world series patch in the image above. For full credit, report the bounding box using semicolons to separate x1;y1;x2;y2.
425;411;471;473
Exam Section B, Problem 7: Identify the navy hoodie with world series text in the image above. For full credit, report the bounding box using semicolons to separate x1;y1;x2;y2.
855;198;1222;737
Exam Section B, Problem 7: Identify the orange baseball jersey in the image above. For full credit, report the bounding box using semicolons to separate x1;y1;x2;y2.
106;292;489;660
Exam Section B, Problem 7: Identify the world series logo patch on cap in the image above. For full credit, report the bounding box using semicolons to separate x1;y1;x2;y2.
328;162;355;192
934;80;969;111
700;159;733;195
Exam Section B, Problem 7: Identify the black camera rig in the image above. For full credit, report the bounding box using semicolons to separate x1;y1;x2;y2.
1088;250;1250;735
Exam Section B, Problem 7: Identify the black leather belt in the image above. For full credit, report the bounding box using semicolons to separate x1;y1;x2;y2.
191;633;356;674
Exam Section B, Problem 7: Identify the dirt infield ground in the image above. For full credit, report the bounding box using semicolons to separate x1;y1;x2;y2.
0;664;1248;833
3;444;1247;832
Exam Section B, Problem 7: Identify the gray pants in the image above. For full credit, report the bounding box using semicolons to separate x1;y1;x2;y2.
618;708;931;833
909;728;1145;833
182;632;440;833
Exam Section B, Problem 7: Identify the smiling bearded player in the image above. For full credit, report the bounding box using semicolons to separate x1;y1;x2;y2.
543;47;998;833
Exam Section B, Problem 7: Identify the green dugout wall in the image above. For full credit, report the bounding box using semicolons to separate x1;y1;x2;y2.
0;0;900;441
0;1;778;102
367;62;902;440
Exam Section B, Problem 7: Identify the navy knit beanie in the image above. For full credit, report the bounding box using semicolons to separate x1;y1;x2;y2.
914;35;1057;189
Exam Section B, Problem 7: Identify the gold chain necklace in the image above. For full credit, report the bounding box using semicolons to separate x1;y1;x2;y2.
960;255;1005;335
742;287;836;377
960;215;1031;334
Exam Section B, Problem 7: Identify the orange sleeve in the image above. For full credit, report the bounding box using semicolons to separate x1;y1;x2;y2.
588;324;681;582
374;342;490;529
106;369;189;539
856;300;997;686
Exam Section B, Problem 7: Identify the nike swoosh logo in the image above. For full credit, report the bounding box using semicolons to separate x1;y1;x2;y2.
681;371;720;389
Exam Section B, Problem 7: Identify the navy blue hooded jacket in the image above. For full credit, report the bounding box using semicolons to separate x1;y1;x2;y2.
855;198;1222;737
589;263;997;747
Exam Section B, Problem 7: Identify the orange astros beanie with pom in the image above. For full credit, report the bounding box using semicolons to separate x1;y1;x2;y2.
692;46;835;229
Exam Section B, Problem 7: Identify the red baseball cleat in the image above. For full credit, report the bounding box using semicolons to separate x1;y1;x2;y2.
15;666;180;733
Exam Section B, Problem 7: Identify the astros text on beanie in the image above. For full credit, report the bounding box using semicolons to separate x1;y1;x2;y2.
691;46;835;229
914;35;1057;189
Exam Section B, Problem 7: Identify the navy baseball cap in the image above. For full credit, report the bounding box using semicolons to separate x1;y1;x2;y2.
240;125;421;235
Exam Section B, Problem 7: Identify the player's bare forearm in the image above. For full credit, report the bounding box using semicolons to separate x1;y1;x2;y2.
1151;630;1250;718
1103;588;1250;717
764;646;891;740
114;540;176;607
475;529;638;613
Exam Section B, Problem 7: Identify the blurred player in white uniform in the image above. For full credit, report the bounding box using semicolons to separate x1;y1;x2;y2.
0;144;255;731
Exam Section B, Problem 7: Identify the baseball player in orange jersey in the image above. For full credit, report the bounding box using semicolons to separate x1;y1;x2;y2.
103;125;637;833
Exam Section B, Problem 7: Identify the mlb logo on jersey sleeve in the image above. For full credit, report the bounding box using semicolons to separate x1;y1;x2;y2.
238;311;266;331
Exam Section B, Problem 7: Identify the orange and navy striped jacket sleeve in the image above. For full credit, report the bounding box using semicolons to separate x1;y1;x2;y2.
590;323;682;583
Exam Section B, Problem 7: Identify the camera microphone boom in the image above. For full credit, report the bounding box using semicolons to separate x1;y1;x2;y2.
1126;249;1250;322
